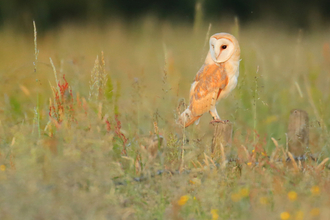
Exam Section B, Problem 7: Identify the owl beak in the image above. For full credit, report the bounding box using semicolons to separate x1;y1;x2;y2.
210;50;218;63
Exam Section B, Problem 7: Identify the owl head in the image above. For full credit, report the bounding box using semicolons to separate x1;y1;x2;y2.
209;33;240;63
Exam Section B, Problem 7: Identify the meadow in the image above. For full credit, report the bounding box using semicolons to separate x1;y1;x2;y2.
0;17;330;219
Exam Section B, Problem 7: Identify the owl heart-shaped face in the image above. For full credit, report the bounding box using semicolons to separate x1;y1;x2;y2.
209;35;235;63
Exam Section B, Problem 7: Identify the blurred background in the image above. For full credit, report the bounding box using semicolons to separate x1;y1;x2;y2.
0;1;330;219
1;0;330;31
0;0;329;144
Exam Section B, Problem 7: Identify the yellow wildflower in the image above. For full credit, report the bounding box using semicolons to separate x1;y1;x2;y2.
280;212;290;220
240;188;249;197
231;193;241;202
247;162;252;166
310;208;320;217
178;195;189;206
0;165;5;171
311;186;320;196
211;209;219;220
189;178;201;186
288;191;297;201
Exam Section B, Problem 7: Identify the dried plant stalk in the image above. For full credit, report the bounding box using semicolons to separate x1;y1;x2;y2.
287;152;299;172
316;158;329;172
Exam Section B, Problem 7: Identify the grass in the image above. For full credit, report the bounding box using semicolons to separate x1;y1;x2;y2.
0;17;330;219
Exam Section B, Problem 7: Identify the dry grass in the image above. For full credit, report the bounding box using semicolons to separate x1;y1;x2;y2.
0;17;330;219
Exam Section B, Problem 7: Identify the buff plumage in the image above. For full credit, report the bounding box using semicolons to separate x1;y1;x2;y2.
178;33;240;127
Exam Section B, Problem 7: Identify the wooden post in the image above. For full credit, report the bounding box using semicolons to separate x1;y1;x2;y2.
287;109;309;157
211;122;233;155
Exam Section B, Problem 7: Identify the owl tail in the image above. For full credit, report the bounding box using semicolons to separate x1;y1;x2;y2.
177;108;201;128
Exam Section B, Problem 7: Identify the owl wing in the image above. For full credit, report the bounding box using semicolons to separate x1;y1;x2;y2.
189;63;228;116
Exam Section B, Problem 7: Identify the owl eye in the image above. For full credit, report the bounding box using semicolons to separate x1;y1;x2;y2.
221;45;227;49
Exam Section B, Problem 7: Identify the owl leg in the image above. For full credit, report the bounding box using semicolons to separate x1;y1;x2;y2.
209;108;229;124
209;107;220;120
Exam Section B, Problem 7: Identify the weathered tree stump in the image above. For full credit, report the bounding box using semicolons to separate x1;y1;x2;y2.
211;122;233;155
287;109;309;157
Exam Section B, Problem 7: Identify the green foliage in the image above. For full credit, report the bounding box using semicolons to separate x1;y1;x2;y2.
105;72;114;103
9;96;21;115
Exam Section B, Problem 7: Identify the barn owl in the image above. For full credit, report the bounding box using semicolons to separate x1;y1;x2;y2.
177;33;240;127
